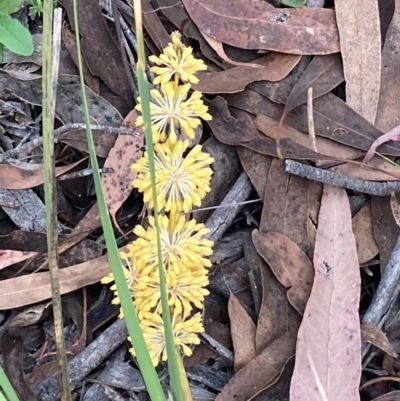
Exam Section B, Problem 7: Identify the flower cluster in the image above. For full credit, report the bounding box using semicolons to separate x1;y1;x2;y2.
102;32;214;366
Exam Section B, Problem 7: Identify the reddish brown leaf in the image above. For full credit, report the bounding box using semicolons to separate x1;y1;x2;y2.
182;0;340;55
364;124;400;163
208;97;334;160
352;202;380;264
0;160;83;190
335;0;381;124
141;0;170;51
256;255;301;355
278;53;344;142
0;250;37;270
225;90;400;157
260;159;309;252
290;185;361;401
375;0;400;132
193;53;301;94
101;110;144;233
216;328;297;401
228;292;256;372
253;230;314;315
199;29;266;68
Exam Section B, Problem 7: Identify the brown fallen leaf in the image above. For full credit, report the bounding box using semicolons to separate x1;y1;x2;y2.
226;90;400;157
371;196;399;270
0;253;111;309
199;29;266;69
276;54;344;155
208;97;334;160
290;185;361;401
237;146;272;200
375;0;400;132
216;328;297;401
250;356;294;401
58;128;117;158
253;230;314;315
0;160;84;190
352;201;380;264
364;124;400;163
141;0;170;51
2;331;42;401
228;292;256;372
193;53;301;94
183;0;340;55
361;322;398;358
335;0;381;124
260;159;309;252
101;110;144;233
256;258;301;355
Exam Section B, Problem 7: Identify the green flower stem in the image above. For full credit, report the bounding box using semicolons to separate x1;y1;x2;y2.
0;365;19;401
72;1;166;400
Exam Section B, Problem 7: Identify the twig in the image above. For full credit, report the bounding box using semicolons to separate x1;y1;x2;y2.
307;87;318;153
0;124;138;163
285;159;400;196
35;318;129;400
201;332;234;363
362;234;400;328
205;171;253;242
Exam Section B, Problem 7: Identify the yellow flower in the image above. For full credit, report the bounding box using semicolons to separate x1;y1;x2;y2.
130;312;204;366
135;82;212;143
101;251;155;307
134;267;210;319
130;214;214;274
132;138;214;213
149;31;207;85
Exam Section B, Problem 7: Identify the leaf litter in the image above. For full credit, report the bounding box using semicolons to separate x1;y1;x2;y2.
1;0;399;399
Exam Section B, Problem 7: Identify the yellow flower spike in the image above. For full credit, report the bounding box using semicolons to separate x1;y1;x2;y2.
129;312;204;366
134;81;211;143
149;31;207;85
130;214;213;274
132;138;214;213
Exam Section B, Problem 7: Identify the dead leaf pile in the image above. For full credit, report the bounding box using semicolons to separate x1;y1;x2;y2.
2;0;400;399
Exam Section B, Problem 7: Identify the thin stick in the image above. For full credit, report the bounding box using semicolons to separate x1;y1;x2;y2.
307;87;318;154
285;159;400;196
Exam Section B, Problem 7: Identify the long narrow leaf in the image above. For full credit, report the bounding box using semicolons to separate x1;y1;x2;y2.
71;1;166;400
42;4;71;400
0;365;19;401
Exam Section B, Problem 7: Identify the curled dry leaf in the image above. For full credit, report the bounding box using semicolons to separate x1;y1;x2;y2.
228;292;256;372
101;110;144;234
361;322;398;358
193;53;301;94
390;192;400;227
253;230;314;315
0;250;37;270
183;0;340;55
364;124;400;163
290;185;361;401
335;0;381;124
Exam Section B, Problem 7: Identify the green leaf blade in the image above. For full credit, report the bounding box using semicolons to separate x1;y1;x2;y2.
0;0;24;15
0;14;33;56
